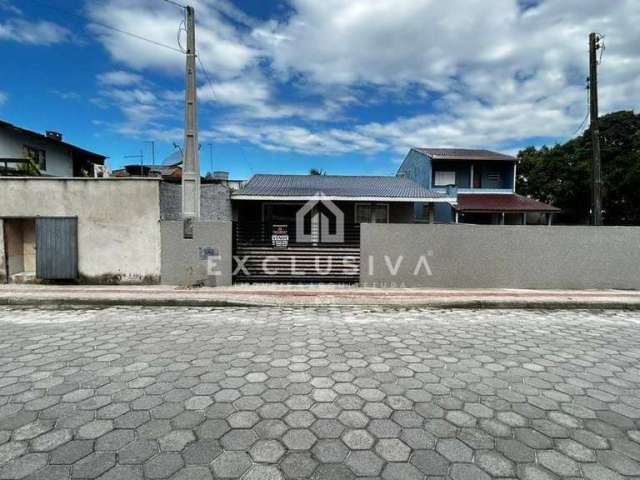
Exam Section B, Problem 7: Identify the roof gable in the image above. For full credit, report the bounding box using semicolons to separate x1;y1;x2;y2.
0;120;106;164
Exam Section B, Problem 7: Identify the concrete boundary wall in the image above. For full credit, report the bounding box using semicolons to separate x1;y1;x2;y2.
360;224;640;289
161;221;232;287
0;178;162;283
0;219;4;283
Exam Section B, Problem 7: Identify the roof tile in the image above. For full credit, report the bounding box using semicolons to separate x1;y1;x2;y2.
232;174;448;200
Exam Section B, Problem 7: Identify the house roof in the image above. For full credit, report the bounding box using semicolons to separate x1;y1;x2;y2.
232;174;454;202
414;148;516;162
456;194;560;213
0;120;106;164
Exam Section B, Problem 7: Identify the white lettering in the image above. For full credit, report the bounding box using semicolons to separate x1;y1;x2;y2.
384;255;404;276
413;255;433;276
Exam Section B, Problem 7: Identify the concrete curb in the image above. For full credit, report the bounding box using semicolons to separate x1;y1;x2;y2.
2;296;640;310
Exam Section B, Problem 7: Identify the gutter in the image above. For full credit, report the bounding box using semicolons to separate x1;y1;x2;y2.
231;195;458;203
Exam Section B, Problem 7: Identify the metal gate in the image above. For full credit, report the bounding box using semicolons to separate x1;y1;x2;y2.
36;217;78;280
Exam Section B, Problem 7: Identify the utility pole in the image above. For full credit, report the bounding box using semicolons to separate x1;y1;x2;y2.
181;5;200;224
589;32;603;226
207;143;213;175
145;141;156;166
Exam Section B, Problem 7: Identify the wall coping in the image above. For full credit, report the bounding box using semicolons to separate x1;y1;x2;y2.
0;177;162;181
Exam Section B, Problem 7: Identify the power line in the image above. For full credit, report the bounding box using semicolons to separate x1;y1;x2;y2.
90;21;183;53
572;111;590;137
197;55;219;102
30;0;184;54
160;0;187;9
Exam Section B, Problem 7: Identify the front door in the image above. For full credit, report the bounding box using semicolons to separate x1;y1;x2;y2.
36;217;78;280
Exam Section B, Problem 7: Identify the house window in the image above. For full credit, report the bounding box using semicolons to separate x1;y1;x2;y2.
356;204;389;223
23;145;46;171
434;171;456;186
486;172;501;187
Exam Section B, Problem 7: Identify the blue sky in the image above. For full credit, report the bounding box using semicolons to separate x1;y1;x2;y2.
1;0;638;179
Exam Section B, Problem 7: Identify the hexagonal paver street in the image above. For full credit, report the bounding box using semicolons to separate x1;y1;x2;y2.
1;306;640;479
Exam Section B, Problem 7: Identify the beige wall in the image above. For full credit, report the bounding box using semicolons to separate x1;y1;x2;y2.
0;178;162;283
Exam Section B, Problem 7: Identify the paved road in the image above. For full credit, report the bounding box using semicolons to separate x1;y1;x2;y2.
0;307;639;480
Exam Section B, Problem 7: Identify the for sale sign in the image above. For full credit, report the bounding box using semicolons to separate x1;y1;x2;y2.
271;224;289;248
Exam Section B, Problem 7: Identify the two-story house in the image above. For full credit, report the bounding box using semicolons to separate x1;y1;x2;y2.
0;119;106;177
397;148;559;225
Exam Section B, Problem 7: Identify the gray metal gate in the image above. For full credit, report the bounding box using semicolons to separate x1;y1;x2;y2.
36;217;78;280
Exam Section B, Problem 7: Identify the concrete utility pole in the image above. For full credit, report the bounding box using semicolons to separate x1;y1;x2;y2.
182;5;200;223
589;32;603;226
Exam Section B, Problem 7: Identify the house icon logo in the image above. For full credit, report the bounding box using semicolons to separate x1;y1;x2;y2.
296;193;344;243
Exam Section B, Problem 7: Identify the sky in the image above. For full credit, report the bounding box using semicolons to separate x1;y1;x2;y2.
0;0;639;179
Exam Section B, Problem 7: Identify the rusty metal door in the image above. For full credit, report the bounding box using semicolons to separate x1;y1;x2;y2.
36;217;78;280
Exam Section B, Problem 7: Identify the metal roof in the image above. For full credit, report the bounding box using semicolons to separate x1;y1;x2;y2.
232;174;452;201
414;148;516;161
0;120;106;164
456;194;560;213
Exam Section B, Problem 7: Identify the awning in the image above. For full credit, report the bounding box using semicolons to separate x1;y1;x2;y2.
456;194;560;213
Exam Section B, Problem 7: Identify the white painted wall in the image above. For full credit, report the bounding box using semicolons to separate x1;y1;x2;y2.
0;128;74;176
0;178;162;283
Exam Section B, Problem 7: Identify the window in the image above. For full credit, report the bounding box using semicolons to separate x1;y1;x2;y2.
486;172;501;187
434;171;456;186
23;145;46;171
356;204;389;223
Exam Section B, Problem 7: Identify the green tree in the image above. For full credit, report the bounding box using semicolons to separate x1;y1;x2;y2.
309;168;326;175
517;110;640;225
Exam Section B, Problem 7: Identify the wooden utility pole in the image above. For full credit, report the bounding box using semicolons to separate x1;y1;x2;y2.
182;5;200;222
589;32;603;225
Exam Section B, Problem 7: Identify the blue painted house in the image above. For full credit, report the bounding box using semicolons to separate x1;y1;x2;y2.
397;148;559;224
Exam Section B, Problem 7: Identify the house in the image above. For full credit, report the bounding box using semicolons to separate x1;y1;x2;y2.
112;162;244;190
112;162;183;180
0;119;106;177
397;148;560;224
230;174;455;282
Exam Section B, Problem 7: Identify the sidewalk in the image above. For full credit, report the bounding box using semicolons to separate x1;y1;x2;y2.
2;284;640;309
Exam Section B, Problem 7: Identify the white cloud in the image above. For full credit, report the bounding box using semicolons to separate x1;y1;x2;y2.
206;123;387;155
0;91;7;105
0;0;21;15
97;70;144;87
85;0;260;78
85;0;640;158
199;74;343;120
244;0;640;154
0;18;71;45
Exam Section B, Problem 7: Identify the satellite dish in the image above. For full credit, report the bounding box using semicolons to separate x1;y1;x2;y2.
161;150;182;166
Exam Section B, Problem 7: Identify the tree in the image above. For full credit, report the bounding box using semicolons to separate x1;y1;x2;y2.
309;168;326;175
517;110;640;225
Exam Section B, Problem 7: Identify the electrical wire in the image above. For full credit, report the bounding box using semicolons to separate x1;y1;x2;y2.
598;39;606;65
29;0;184;54
197;55;219;102
160;0;187;9
572;111;590;136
